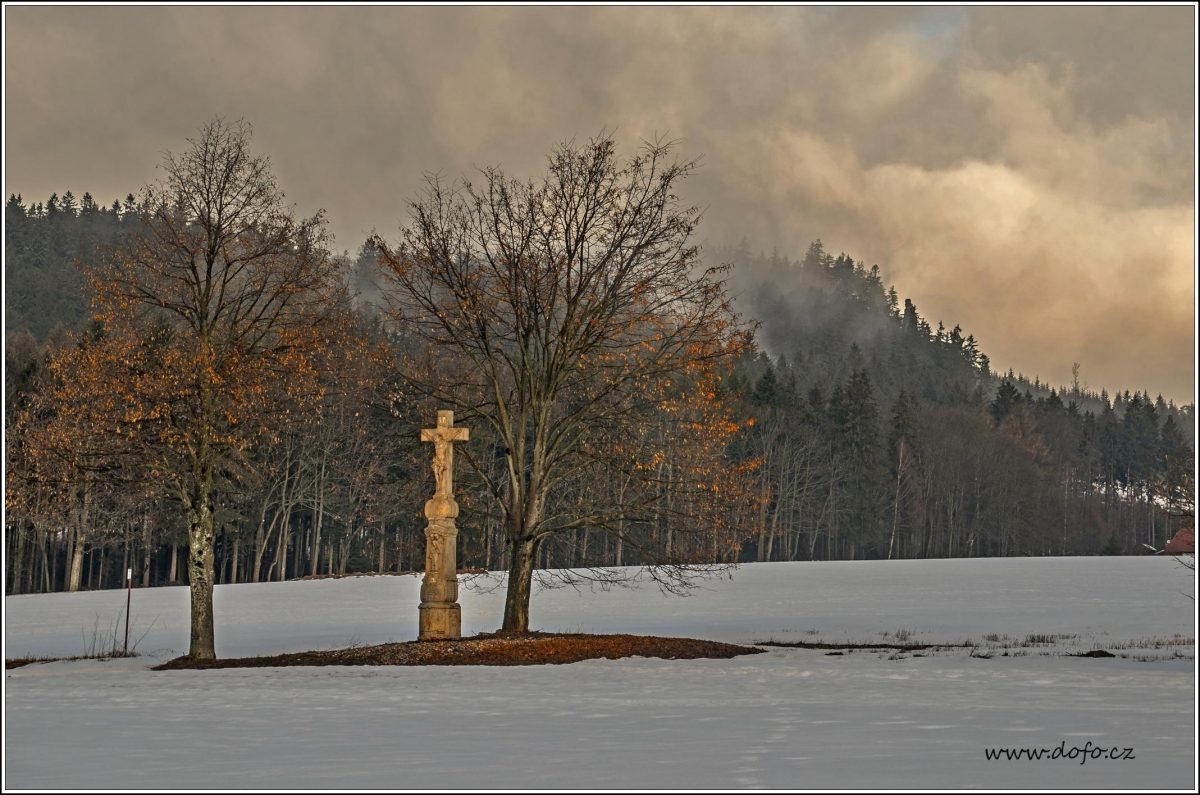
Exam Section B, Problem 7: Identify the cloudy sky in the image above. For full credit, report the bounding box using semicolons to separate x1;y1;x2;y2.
4;6;1195;402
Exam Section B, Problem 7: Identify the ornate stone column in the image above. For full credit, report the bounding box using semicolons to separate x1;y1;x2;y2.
418;410;469;640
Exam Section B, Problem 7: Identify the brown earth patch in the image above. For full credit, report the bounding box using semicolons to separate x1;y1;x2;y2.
756;639;971;652
6;652;140;669
153;632;764;670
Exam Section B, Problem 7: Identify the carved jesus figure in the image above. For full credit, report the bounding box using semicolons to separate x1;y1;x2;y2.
431;439;451;497
421;410;469;505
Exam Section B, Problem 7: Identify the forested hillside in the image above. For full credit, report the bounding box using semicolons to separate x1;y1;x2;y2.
4;192;1194;594
4;192;123;342
716;241;1193;563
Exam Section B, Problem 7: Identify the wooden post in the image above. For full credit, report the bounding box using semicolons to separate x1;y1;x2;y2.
124;567;132;655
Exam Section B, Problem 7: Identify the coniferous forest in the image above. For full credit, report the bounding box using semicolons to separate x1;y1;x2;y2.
4;174;1195;596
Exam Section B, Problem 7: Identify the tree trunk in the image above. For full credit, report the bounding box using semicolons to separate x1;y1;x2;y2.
757;459;772;562
141;511;153;587
311;458;327;576
251;502;269;584
9;523;26;595
23;524;35;593
400;525;410;576
186;407;218;659
335;537;346;576
483;509;494;571
888;441;905;561
67;529;85;593
121;525;130;589
278;512;290;582
501;536;538;633
230;537;240;585
41;533;51;593
187;499;217;659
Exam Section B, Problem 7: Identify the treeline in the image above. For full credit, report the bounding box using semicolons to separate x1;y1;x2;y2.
728;350;1193;562
4;195;1194;594
3;191;141;342
4;179;750;598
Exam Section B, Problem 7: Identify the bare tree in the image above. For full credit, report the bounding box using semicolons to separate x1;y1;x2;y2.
83;119;343;659
374;134;750;633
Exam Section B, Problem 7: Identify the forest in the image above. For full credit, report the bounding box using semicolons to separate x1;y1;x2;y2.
4;138;1195;599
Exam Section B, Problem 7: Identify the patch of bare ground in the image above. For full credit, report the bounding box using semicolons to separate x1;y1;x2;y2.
755;639;970;652
6;657;57;670
153;632;764;670
7;652;139;669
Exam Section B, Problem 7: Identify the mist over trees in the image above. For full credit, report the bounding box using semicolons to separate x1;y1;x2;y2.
4;139;1195;604
715;242;1193;562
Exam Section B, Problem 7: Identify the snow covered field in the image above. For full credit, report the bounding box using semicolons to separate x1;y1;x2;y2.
4;557;1196;789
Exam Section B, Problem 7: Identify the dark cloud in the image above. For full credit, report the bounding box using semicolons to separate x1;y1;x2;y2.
4;6;1194;401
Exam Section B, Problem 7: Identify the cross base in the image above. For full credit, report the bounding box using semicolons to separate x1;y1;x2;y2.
418;602;461;641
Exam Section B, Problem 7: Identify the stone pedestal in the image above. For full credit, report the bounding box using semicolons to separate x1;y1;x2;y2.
418;602;461;640
417;411;469;641
418;517;461;640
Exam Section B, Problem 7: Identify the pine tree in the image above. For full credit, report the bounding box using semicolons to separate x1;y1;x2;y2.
828;370;883;557
990;380;1021;425
803;239;827;270
1157;415;1194;527
751;364;780;408
902;298;920;333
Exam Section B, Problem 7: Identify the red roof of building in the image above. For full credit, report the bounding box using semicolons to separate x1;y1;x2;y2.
1164;527;1194;555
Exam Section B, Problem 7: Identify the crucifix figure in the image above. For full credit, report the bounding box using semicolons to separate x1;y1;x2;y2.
418;409;469;640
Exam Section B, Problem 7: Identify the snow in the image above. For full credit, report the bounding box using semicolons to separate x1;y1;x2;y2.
4;557;1196;789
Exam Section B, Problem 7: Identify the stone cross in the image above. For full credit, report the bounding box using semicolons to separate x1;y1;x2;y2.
418;410;469;640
